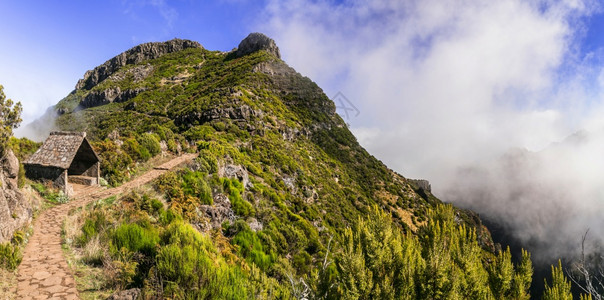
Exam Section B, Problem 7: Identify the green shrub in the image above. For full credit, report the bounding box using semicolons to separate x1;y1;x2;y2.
11;230;25;245
8;136;41;160
111;247;138;289
157;243;210;291
111;223;160;257
93;140;134;186
181;170;212;205
137;133;161;157
123;137;151;161
0;242;22;270
78;210;109;246
223;178;254;217
233;228;274;270
159;208;182;226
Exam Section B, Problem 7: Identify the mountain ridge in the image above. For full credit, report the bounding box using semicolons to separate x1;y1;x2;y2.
21;32;537;298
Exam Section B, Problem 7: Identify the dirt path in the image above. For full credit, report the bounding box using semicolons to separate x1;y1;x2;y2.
15;153;197;300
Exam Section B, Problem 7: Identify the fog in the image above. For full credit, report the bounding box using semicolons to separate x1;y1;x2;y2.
263;0;604;259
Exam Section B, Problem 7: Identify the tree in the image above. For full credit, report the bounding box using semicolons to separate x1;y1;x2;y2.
0;85;23;156
543;260;573;300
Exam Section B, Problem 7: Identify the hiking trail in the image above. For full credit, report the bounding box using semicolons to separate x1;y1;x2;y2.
15;153;197;299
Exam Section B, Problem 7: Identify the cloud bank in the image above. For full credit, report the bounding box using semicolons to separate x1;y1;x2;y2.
262;0;604;259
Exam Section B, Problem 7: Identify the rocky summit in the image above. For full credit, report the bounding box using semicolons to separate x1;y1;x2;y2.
235;32;281;58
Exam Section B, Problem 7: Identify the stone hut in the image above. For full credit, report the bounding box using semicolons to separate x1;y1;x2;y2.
24;131;100;196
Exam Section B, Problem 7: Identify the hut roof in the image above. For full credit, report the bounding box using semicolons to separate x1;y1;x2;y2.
24;131;99;169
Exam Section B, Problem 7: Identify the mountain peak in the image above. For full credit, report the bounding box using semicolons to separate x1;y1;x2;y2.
75;38;203;91
235;32;280;59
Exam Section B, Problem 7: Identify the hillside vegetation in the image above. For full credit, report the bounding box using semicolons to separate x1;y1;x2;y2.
22;33;585;298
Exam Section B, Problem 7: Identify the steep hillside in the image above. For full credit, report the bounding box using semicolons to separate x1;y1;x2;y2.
28;33;549;298
50;33;470;235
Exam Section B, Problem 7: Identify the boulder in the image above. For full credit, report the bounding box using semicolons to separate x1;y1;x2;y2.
0;150;34;243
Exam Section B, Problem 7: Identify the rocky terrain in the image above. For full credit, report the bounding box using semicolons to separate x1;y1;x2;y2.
0;150;36;243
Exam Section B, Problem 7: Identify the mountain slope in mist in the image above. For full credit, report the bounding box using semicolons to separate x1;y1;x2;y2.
446;129;604;262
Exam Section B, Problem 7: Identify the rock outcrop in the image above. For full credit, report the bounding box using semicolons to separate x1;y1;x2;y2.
76;39;203;90
79;87;146;108
198;193;236;231
218;163;250;189
235;33;281;59
0;150;35;243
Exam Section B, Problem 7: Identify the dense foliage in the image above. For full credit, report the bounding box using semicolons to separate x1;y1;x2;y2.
0;85;22;157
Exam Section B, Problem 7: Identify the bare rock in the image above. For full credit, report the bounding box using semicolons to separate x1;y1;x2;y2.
218;163;250;189
176;104;263;127
107;288;141;300
199;193;236;230
235;33;280;59
80;87;146;108
76;39;202;90
2;150;19;179
0;150;33;243
282;175;297;193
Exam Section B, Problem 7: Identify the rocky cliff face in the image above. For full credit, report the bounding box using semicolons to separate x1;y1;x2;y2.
75;39;203;91
0;150;35;243
80;87;146;109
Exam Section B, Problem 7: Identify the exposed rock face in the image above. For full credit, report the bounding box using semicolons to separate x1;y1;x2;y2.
235;33;281;59
108;64;154;83
0;150;34;243
76;39;202;90
199;193;236;231
79;87;146;108
218;164;250;189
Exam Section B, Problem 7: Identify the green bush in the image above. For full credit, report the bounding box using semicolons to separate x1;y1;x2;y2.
222;178;254;217
78;210;109;246
232;228;274;270
0;242;22;270
137;133;161;157
93;140;134;186
8;136;41;160
111;223;160;257
181;170;212;205
124;138;151;161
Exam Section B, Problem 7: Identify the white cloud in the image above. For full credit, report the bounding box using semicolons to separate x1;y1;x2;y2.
262;0;604;258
